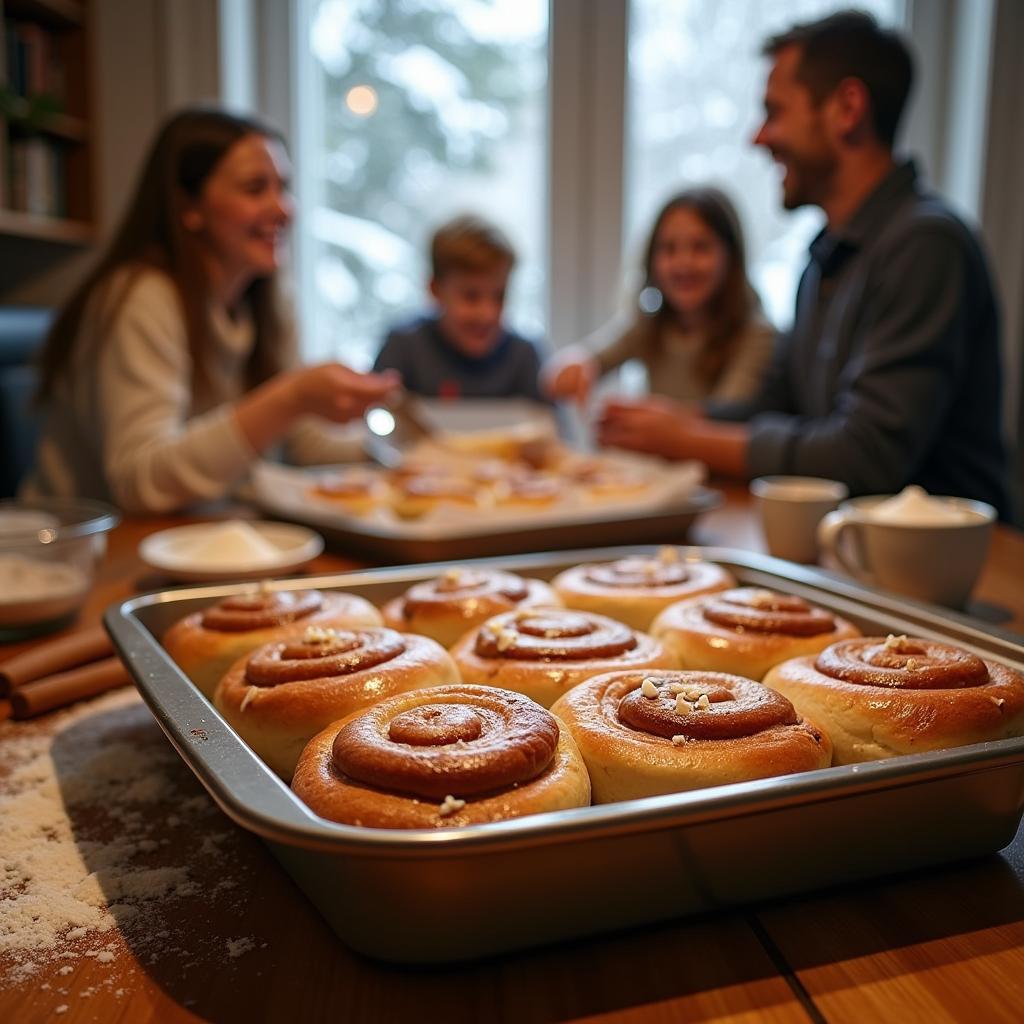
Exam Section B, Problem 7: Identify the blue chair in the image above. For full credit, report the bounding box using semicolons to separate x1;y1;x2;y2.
0;307;52;498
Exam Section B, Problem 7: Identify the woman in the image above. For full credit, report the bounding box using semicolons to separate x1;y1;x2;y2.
23;107;397;514
545;187;774;407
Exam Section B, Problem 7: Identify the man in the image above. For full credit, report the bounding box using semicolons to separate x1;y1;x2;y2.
599;11;1009;518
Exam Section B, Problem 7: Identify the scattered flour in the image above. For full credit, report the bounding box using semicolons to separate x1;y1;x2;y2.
0;689;263;999
226;936;256;959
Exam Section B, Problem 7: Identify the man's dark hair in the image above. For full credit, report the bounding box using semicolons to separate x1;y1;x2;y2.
763;10;914;147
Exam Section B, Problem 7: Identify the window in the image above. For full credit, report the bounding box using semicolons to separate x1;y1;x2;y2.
626;0;905;329
296;0;548;368
280;0;912;364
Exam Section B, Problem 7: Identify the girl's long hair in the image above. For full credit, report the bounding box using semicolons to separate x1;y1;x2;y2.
37;106;290;402
637;186;761;388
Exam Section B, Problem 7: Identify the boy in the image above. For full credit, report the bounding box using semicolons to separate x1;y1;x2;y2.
373;215;545;402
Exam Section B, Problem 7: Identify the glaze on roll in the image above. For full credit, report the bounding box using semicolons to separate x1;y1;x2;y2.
449;607;677;708
763;634;1024;763
381;568;561;648
550;669;831;802
214;625;459;779
551;549;735;630
291;684;591;828
163;587;382;697
651;587;860;679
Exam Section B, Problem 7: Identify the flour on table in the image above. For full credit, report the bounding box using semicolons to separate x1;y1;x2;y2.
0;689;261;995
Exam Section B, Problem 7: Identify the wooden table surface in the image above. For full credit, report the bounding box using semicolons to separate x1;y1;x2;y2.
2;482;1023;1023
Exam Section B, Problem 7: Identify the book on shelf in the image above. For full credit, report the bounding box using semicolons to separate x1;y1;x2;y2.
3;17;68;104
7;135;66;217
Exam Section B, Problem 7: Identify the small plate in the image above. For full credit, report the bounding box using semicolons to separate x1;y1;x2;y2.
138;520;324;582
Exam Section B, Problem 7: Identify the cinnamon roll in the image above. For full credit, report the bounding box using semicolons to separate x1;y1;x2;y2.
449;607;677;708
381;568;561;648
391;474;482;520
651;587;860;679
551;548;736;630
214;626;459;779
164;587;382;698
292;684;591;828
763;635;1024;763
491;473;565;508
550;669;831;803
309;468;389;514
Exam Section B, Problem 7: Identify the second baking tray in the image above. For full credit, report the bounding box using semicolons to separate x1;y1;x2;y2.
105;547;1024;963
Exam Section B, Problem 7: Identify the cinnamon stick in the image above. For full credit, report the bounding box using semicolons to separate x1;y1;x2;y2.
10;657;131;719
0;626;113;696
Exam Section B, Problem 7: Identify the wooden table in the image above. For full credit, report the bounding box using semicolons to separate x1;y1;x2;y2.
2;483;1023;1023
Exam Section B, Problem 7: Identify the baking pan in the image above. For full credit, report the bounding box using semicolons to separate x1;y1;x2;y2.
250;460;721;562
105;547;1024;963
282;488;721;563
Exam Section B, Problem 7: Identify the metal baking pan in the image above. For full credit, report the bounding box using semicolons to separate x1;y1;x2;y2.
256;487;722;563
105;547;1024;963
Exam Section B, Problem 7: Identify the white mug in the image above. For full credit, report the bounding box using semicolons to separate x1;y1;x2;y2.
750;476;849;564
817;495;996;607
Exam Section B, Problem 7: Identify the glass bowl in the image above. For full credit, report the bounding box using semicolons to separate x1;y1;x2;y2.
0;498;120;640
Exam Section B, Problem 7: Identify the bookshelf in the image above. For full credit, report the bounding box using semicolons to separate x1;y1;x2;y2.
0;0;93;245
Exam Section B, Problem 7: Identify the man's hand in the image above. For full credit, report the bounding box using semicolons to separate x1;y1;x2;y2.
597;396;701;458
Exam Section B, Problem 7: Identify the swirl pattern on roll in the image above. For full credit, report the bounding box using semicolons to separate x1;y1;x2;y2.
815;635;990;690
403;569;529;616
474;610;637;661
332;688;560;799
583;555;692;589
245;628;406;687
200;589;323;632
701;589;836;636
617;673;798;740
549;669;831;802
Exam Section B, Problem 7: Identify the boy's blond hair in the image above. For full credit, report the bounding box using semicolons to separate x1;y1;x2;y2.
430;214;516;280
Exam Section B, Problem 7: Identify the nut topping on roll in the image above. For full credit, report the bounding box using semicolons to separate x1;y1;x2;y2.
381;569;559;648
403;568;529;613
474;611;637;661
583;556;692;589
549;669;831;802
451;608;676;708
332;689;560;799
650;586;860;681
551;554;735;631
244;628;406;687
763;635;1024;764
618;675;798;740
814;636;990;690
700;589;837;636
291;685;592;828
200;589;324;632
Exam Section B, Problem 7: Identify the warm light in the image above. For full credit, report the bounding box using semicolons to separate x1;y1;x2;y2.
346;85;378;117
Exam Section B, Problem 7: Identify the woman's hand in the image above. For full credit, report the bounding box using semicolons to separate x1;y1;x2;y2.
543;352;598;404
597;397;700;459
287;363;401;423
235;364;401;453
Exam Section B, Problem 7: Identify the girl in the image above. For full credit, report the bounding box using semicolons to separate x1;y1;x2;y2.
545;187;774;407
24;107;397;513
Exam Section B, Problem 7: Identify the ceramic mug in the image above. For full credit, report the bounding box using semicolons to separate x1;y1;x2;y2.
750;476;849;564
817;494;996;607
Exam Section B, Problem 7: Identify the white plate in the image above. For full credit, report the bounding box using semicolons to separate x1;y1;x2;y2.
138;520;324;582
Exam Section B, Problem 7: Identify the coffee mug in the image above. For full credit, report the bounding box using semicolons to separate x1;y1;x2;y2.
750;476;849;564
817;494;996;607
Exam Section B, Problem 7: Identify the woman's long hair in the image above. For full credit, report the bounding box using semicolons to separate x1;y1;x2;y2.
37;107;290;402
637;186;761;389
